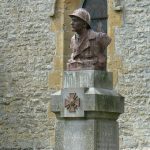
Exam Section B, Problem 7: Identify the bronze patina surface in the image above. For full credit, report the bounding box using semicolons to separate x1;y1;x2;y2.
65;93;80;112
67;8;111;70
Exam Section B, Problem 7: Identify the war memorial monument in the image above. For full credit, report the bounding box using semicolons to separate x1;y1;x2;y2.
51;8;124;150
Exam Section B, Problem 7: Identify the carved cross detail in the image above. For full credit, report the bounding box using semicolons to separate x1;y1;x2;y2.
65;93;80;112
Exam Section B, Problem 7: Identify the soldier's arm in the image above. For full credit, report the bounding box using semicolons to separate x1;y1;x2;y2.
98;32;111;50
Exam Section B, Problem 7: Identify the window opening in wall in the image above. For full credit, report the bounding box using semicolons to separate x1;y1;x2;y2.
82;0;108;33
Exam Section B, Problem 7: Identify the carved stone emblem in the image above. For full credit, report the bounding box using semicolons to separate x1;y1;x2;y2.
65;93;80;112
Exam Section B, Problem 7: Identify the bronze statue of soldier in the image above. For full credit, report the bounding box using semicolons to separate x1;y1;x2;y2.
67;8;111;70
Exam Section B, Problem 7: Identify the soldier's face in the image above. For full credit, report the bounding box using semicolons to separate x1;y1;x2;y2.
71;16;86;33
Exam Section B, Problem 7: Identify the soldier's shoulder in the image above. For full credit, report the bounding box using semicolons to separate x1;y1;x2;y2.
88;29;99;39
88;29;109;39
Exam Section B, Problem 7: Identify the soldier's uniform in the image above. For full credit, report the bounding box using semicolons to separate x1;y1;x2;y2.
67;29;111;70
67;8;111;70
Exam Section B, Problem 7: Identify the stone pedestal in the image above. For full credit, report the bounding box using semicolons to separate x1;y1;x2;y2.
51;70;124;150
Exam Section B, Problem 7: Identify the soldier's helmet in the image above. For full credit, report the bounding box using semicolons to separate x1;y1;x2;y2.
69;8;91;29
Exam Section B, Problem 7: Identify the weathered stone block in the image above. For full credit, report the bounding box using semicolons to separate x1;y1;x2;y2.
51;70;124;150
63;70;113;89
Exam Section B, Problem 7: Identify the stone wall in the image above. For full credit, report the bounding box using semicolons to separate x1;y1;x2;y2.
115;0;150;149
0;0;56;149
0;0;150;150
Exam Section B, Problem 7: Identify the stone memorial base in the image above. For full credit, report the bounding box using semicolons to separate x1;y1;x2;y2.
51;70;124;150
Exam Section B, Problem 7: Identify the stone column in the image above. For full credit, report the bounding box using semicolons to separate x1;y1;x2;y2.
51;70;124;150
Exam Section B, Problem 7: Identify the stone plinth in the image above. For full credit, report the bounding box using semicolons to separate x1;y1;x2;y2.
51;70;124;150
